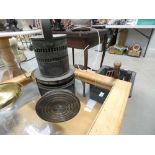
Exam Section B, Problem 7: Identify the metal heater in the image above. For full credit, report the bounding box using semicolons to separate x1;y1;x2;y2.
31;20;80;123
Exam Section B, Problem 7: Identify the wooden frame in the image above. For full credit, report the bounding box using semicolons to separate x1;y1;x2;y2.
3;69;131;135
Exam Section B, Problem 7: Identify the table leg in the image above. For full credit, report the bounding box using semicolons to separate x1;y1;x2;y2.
72;48;75;65
83;48;89;97
100;35;107;67
84;49;88;69
143;29;154;57
0;37;22;80
82;82;86;97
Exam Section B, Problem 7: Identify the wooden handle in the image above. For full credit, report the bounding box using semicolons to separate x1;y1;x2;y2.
3;72;32;87
74;69;116;90
2;69;117;90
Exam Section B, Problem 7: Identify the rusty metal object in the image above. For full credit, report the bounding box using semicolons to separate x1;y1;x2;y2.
113;61;122;79
106;70;114;77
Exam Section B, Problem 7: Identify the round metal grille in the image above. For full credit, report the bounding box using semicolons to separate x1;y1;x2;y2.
35;89;80;123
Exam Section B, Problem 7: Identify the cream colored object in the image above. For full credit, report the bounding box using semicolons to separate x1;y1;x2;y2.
18;19;33;31
17;43;25;50
9;37;26;62
128;50;141;57
0;37;26;67
0;29;42;38
0;37;23;79
97;19;109;24
128;44;141;57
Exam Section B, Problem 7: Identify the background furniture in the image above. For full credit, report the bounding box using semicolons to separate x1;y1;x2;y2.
0;29;42;81
105;25;155;57
53;29;108;69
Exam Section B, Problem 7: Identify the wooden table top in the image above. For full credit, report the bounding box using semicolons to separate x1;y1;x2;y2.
0;29;42;38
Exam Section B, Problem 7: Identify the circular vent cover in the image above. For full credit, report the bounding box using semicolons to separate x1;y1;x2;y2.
35;89;80;123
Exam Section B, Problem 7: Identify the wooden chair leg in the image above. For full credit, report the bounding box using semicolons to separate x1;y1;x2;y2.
72;48;75;65
100;35;108;67
83;48;89;96
0;38;22;80
84;49;88;69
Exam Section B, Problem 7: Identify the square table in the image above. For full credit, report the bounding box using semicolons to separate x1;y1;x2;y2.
0;69;131;135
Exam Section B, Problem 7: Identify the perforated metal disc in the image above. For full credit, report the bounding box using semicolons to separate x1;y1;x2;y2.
35;89;80;123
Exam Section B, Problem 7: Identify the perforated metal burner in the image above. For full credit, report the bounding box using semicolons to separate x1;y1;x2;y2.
35;89;80;123
32;20;79;122
32;34;69;77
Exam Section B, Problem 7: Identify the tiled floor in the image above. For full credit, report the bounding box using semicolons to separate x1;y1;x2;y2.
1;47;155;134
